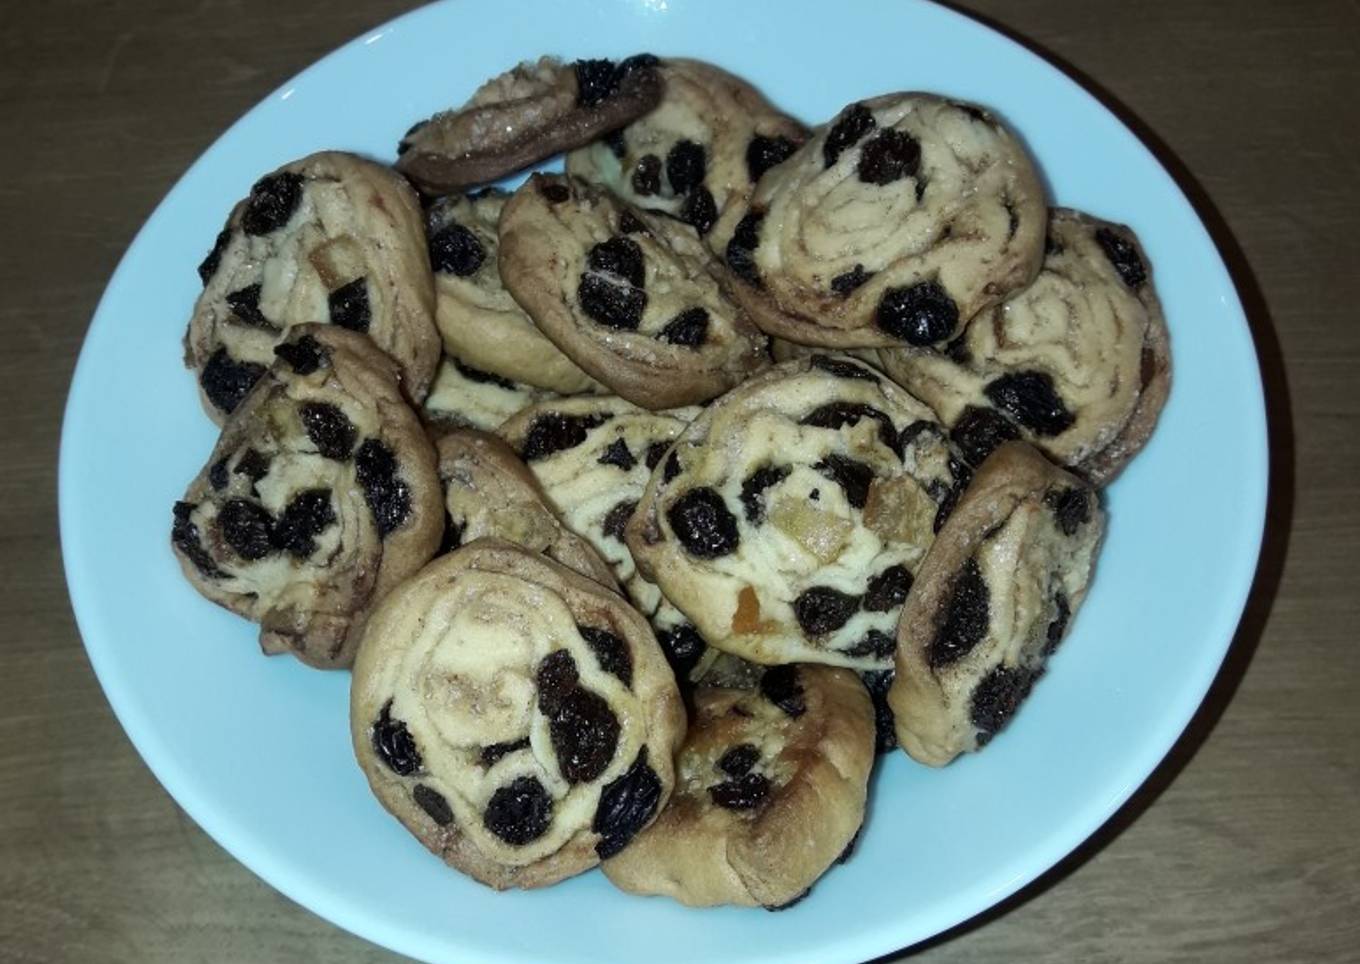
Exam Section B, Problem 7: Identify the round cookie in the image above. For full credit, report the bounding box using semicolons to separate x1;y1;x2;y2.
421;355;556;432
396;55;663;195
889;441;1105;766
170;325;442;668
498;173;769;410
876;208;1172;485
350;539;685;889
425;190;603;394
720;94;1046;349
626;353;969;671
602;663;873;909
435;428;616;587
565;57;807;254
186;151;439;422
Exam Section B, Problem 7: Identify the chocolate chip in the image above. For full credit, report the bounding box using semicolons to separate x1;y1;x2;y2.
876;280;959;345
800;401;900;455
197;228;232;285
540;181;571;203
809;354;879;382
746;134;798;182
618;209;647;234
1045;592;1071;655
429;222;485;276
793;585;860;636
373;700;422;776
200;349;265;415
929;558;990;668
644;441;670;470
658;307;709;347
1095;226;1147;288
857;128;921;186
588;236;646;288
662;451;682;484
984;371;1075;436
579;273;647;330
860;669;898;753
597;438;637;471
678;187;717;235
601;499;638;542
716;743;760;778
812;453;874;509
578;625;633;687
299;402;356;460
971;665;1038;744
327;278;370;332
484;775;553;845
632;154;662;196
520;411;611;462
355;439;411;537
842;629;896;659
725;211;764;287
171;502;223;578
242;171;304;236
218;499;275;560
208;458;229;491
665;140;706;195
824;103;876;167
667;487;739;558
1044;486;1092;536
575;57;620;107
412;784;453;826
830;265;873;297
452;357;518;391
593;747;663;858
480;737;531;767
950;405;1020;466
760;665;806;717
709;773;771;810
863;565;912;612
656;622;706;681
273;334;326;376
739;464;790;524
234;448;271;483
270;488;335;557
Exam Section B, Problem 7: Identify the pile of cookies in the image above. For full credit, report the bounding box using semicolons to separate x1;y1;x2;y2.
170;54;1169;909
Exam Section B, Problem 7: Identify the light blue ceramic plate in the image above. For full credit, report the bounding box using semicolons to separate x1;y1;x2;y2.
59;1;1267;961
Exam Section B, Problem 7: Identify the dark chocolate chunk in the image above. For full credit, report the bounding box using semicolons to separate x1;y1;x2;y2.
578;625;633;687
587;236;646;288
597;438;637;471
863;565;912;612
171;501;223;578
299;401;356;460
823;103;876;168
328;278;371;332
545;687;620;784
725;210;764;287
856;128;921;186
593;747;663;858
665;140;706;195
575;57;620;108
760;665;806;717
860;669;898;753
800;401;900;455
1094;226;1147;288
876;280;959;345
197;228;232;285
601;499;638;542
412;784;453;826
480;737;531;767
218;498;275;561
746;134;798;183
842;629;896;659
373;700;422;776
452;357;519;391
656;622;706;681
428;221;486;277
1045;591;1071;655
200;349;265;415
658;307;709;347
793;585;860;636
830;265;873;297
272;334;326;376
579;273;647;330
208;458;229;491
984;371;1075;436
242;171;304;236
739;463;791;524
971;665;1038;744
632;154;662;196
355;439;411;537
270;488;335;558
484;775;553;845
929;558;990;667
519;411;611;462
812;453;874;509
709;772;771;810
716;743;760;778
667;487;739;558
950;405;1020;466
540;181;571;203
1045;486;1092;536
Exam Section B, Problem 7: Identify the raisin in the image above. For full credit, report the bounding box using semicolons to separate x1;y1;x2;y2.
665;140;707;195
953;101;991;124
944;334;971;364
746;134;797;182
1094;226;1147;288
656;623;706;681
372;700;422;776
520;412;611;462
800;401;899;455
837;827;862;863
200;349;265;415
597;438;636;471
843;629;896;659
658;307;709;347
242;171;304;236
428;222;485;276
970;665;1037;744
328;278;370;332
1045;486;1092;536
929;558;990;667
545;688;620;784
412;784;453;826
438;510;463;556
197;228;232;285
484;775;553;845
618;209;647;234
601;499;638;541
588;236;646;288
984;371;1075;436
876;280;959;345
578;625;633;687
863;565;912;612
950;405;1020;466
218;499;275;560
760;665;806;717
830;265;872;297
899;419;943;450
632;154;662;195
451;358;518;390
857;128;921;186
709;773;771;810
299;401;356;460
793;585;860;636
574;57;619;107
667;487;739;558
540;181;570;203
1003;197;1020;240
171;502;223;578
766;889;811;912
725;211;764;287
593;747;663;858
860;669;898;753
809;354;877;383
823;103;876;167
716;744;760;778
617;53;660;76
397;119;427;154
1045;592;1071;655
208;458;229;491
270;488;335;557
739;464;790;524
234;449;271;483
933;458;972;533
812;453;874;510
679;187;717;235
579;273;647;330
644;441;670;470
221;285;270;329
273;334;326;376
355;439;411;538
663;451;682;484
604;128;628;159
536;649;580;714
480;737;530;767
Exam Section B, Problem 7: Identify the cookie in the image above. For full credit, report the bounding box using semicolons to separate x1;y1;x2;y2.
435;428;616;587
350;539;685;889
602;663;873;908
627;353;968;671
565;58;806;254
425;189;603;394
498;173;769;409
421;355;555;432
889;441;1104;766
170;325;443;668
186;151;439;422
720;94;1046;349
876;209;1172;485
396;55;663;195
497;396;714;683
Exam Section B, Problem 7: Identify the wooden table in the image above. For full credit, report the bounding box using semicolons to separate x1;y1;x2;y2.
3;0;1356;960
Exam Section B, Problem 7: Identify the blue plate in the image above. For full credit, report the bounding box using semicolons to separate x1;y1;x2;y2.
59;1;1267;961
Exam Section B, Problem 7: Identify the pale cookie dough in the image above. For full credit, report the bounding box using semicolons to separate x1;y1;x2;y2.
421;355;556;432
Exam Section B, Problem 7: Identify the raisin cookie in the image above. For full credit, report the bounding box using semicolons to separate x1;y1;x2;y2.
421;355;556;432
187;151;439;421
498;173;768;409
876;209;1172;485
721;94;1046;349
627;354;969;671
396;55;663;195
435;428;616;587
566;58;806;253
171;325;442;668
426;190;603;394
603;664;873;908
350;539;685;889
889;442;1104;766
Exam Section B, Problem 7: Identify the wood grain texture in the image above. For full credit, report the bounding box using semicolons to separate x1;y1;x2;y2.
2;0;1356;961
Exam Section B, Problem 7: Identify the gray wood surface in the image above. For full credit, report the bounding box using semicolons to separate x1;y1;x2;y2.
2;0;1356;960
